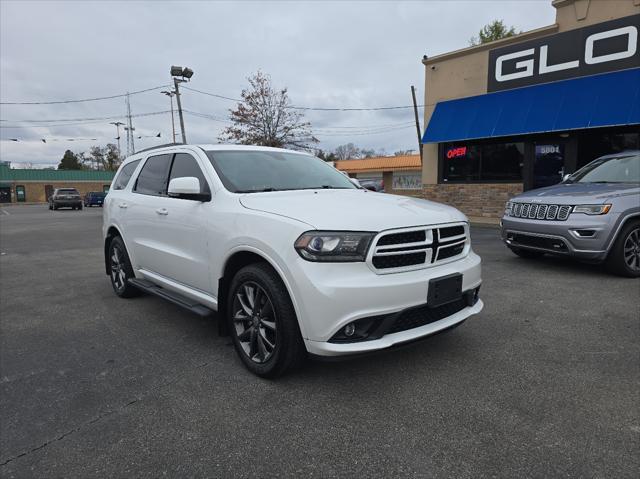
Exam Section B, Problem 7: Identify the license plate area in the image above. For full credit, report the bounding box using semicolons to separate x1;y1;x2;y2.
427;273;463;307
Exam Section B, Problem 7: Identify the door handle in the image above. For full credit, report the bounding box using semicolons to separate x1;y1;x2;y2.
118;202;128;209
155;208;169;216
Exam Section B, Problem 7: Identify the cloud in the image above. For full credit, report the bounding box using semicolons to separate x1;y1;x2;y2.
0;0;555;165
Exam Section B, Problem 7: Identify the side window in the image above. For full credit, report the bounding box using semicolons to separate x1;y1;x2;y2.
134;154;173;196
169;153;210;194
112;160;141;190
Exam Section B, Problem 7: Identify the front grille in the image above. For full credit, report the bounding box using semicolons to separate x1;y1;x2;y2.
372;252;426;269
439;225;465;238
509;202;573;221
377;230;425;246
437;242;465;261
370;223;467;272
386;297;468;335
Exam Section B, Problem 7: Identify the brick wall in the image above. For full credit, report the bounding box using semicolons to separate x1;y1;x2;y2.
388;182;523;221
421;183;523;220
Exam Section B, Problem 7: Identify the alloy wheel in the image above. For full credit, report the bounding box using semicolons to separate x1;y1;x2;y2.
232;281;277;363
623;227;640;272
110;245;127;291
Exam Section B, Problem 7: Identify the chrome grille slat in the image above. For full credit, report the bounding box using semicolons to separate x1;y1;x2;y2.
508;202;572;221
537;204;548;219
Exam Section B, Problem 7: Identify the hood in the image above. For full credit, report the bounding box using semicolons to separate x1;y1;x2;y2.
513;182;640;204
239;189;466;231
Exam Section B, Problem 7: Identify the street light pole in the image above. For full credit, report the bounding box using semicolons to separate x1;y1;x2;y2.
170;66;194;145
161;90;176;143
110;121;125;159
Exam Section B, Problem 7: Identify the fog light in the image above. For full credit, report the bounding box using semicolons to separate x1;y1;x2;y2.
344;323;356;337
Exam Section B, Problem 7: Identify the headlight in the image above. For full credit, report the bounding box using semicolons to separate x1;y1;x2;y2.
505;201;513;216
294;231;374;262
572;204;612;215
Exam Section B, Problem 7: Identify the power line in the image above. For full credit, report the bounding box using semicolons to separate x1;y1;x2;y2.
182;85;426;111
0;85;171;105
0;110;171;128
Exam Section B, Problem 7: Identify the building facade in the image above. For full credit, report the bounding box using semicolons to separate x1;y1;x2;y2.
0;163;115;204
335;154;422;192
421;0;640;222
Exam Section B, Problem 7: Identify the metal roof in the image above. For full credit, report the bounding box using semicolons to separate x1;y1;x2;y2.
335;155;421;173
0;164;115;182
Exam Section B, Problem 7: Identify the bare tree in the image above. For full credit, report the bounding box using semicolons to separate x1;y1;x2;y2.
394;149;415;156
82;144;121;171
219;71;318;150
334;143;361;160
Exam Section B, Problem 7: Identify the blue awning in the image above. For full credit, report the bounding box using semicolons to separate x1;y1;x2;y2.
422;68;640;144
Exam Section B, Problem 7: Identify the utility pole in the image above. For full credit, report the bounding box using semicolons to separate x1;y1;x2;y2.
411;85;423;163
125;93;135;156
161;90;176;143
173;78;187;144
110;121;125;159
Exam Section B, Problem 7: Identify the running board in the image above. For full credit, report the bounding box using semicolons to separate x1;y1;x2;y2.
128;278;214;317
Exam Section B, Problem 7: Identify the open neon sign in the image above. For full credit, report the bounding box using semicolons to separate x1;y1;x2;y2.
446;146;467;159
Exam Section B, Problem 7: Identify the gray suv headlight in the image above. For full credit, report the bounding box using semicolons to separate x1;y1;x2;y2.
572;204;612;215
505;201;513;216
294;231;374;262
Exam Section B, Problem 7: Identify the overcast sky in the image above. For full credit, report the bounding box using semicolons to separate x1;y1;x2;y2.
0;0;556;167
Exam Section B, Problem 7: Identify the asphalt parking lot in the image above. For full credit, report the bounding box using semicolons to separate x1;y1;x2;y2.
0;204;638;478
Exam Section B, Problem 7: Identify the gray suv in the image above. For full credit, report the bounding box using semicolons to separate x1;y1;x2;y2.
501;151;640;277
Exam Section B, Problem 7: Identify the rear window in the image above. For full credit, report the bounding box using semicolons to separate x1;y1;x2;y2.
58;189;79;194
112;159;141;191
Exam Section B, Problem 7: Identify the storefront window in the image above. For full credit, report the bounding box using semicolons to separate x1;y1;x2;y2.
442;141;523;182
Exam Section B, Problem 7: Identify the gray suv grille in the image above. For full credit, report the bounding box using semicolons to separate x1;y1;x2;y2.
509;203;572;221
370;224;467;272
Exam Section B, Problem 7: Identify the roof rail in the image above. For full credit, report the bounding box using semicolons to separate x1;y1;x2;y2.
134;143;184;155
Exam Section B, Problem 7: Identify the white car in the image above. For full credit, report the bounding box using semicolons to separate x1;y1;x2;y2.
103;144;483;377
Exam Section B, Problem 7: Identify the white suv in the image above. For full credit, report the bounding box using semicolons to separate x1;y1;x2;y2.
103;144;483;377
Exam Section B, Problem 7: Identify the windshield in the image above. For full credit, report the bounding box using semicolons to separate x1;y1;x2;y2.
569;153;640;184
205;150;357;193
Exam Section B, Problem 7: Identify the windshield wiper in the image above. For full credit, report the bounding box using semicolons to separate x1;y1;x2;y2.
235;187;279;193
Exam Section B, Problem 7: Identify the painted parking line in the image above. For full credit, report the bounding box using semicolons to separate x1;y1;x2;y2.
0;209;10;216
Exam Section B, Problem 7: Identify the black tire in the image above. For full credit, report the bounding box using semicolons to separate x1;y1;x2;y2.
227;263;306;378
48;203;52;210
53;204;58;210
509;247;545;259
108;236;140;298
78;205;83;211
606;220;640;278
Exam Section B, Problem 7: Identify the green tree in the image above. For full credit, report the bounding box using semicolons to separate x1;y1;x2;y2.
219;71;318;150
57;150;83;170
470;20;518;46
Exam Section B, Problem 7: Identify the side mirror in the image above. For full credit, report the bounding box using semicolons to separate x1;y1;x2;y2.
168;177;211;201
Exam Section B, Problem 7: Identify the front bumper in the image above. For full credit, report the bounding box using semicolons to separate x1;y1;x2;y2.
287;251;483;357
500;215;614;261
